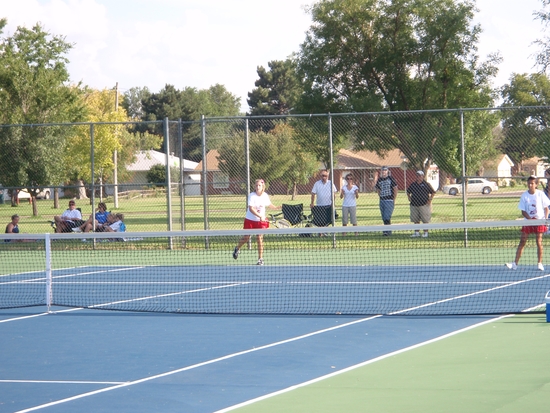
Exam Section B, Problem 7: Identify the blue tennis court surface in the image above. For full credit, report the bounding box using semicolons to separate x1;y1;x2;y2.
2;264;549;315
2;261;548;412
0;306;499;413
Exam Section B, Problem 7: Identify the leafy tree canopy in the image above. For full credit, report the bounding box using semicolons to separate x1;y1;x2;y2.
295;0;501;175
247;59;303;116
0;19;85;213
140;84;241;161
500;73;550;165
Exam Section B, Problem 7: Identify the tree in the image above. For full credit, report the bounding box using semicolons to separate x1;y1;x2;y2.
216;124;298;190
533;0;550;72
146;164;179;187
140;84;241;161
247;59;303;116
500;73;550;166
122;86;151;120
295;0;500;174
0;20;85;213
65;88;161;188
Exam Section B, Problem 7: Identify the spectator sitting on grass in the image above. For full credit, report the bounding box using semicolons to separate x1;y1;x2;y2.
74;202;109;233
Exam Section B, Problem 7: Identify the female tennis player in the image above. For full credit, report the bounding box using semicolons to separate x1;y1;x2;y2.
232;179;279;265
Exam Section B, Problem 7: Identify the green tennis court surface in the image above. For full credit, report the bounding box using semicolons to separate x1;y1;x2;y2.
227;314;550;413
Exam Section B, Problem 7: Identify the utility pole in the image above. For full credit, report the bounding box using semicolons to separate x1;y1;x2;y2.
113;82;119;208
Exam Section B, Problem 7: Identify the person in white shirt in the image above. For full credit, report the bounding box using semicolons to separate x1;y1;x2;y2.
310;170;337;208
54;200;84;233
233;179;279;266
506;176;550;271
339;174;359;232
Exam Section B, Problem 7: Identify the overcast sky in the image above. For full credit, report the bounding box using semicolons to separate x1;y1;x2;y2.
1;0;546;112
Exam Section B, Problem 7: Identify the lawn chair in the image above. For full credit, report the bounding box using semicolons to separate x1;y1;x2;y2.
48;208;83;232
309;205;336;227
269;203;309;228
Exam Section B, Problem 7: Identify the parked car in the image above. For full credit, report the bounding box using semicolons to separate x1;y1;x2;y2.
0;186;62;201
442;178;498;195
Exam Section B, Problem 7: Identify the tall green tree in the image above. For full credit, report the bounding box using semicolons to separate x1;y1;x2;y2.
140;84;241;161
296;0;500;175
534;0;550;71
500;73;550;165
122;86;151;120
66;88;161;186
0;20;85;213
247;59;302;116
216;124;299;190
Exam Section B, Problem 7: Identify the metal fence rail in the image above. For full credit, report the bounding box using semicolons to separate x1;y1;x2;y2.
0;106;548;232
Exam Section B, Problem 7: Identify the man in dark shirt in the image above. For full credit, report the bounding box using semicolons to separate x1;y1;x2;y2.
375;166;398;235
406;170;436;237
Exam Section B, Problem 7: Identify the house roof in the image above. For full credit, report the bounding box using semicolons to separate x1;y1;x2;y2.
195;149;220;171
482;154;514;169
197;148;409;172
127;150;198;172
336;148;405;169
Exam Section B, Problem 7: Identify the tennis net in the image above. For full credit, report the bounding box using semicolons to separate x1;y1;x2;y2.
1;220;549;315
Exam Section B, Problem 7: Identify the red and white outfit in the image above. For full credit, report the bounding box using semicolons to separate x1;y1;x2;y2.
518;189;550;233
243;192;271;229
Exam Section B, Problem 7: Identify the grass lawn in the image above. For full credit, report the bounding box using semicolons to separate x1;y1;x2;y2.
0;188;526;233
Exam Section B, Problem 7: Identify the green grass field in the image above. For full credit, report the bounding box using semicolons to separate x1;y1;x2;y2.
0;188;527;233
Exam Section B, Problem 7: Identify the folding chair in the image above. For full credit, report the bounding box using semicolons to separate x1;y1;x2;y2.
48;208;83;232
309;205;335;227
269;203;308;228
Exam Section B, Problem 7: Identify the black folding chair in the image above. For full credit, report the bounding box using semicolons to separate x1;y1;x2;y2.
269;203;309;228
310;205;335;227
48;208;83;232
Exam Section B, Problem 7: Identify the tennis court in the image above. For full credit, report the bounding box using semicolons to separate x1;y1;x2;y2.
1;222;550;412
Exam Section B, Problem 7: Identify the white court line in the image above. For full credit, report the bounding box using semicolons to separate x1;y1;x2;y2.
7;271;549;411
0;380;126;385
0;267;144;285
212;315;511;413
389;272;550;315
0;307;82;323
12;315;382;413
88;283;250;308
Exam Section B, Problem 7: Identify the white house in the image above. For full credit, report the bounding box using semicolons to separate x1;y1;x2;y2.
482;154;514;186
116;150;201;195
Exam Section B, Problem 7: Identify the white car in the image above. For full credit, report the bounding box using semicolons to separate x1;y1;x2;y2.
0;187;60;200
443;178;498;196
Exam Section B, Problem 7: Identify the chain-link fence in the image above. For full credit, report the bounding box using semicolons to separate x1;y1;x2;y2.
1;107;548;233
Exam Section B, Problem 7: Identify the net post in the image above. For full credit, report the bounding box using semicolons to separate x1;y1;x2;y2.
45;233;53;313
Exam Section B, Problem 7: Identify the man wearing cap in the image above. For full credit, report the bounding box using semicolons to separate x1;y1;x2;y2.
375;166;398;235
54;200;84;233
406;170;436;237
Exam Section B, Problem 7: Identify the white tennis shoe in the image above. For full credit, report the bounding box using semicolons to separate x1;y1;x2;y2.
505;262;517;270
538;263;545;271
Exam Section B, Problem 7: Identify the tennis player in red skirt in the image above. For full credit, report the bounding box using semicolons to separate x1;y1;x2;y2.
506;176;550;271
233;179;279;265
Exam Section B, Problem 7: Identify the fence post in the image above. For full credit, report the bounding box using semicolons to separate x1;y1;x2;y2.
201;116;209;248
164;118;173;236
178;119;185;232
90;123;95;229
328;113;336;248
460;109;468;246
245;118;251;250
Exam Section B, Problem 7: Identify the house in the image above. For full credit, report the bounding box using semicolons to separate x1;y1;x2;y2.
520;156;549;179
116;150;200;195
196;148;440;196
334;148;440;192
481;154;514;186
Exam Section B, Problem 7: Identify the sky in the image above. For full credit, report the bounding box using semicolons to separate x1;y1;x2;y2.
0;0;547;112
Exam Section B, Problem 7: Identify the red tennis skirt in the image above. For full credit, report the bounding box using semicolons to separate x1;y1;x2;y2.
521;225;547;234
243;219;269;229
